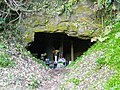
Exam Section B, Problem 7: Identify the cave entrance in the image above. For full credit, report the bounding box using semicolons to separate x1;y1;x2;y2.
26;32;92;68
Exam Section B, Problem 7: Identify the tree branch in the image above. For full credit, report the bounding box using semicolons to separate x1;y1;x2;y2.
4;0;18;11
4;0;42;12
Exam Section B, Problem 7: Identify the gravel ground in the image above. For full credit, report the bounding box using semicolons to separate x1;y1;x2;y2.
60;51;116;90
0;50;116;90
0;54;46;90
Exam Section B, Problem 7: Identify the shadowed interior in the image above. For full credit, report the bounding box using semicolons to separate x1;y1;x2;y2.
27;32;92;61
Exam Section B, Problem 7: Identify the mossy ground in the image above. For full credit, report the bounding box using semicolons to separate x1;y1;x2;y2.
0;29;46;68
89;22;120;90
0;22;120;90
63;22;120;90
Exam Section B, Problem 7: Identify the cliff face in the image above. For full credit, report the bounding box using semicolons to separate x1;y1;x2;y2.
19;0;102;46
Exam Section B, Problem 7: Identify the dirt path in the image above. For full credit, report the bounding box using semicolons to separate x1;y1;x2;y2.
39;69;69;90
0;51;116;90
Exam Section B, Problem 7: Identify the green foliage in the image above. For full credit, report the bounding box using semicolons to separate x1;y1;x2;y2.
0;29;24;68
91;22;120;89
0;42;15;67
104;74;120;90
0;18;5;31
92;22;120;70
0;54;14;67
72;21;120;89
95;0;117;26
28;75;40;89
55;0;78;16
0;24;47;68
116;0;120;3
67;61;76;68
67;78;81;86
96;57;106;66
102;23;119;69
63;0;78;16
0;1;19;31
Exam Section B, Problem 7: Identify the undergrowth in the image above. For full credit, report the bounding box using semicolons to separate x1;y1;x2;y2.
88;22;120;89
92;22;120;71
0;54;15;68
67;77;81;86
67;22;120;89
101;22;120;90
0;28;46;68
28;75;40;89
0;40;15;67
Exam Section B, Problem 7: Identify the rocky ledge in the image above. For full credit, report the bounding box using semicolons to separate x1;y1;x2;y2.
19;0;102;46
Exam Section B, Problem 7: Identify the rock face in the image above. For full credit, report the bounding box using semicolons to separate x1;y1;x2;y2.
20;0;102;46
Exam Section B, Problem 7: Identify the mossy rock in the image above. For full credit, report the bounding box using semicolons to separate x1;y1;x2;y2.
19;0;102;45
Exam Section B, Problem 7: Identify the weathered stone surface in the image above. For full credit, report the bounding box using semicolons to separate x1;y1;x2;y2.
20;0;102;46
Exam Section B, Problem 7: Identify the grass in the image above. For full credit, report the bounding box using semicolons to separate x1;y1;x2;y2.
104;74;120;90
67;78;81;86
93;22;120;71
66;22;120;89
0;54;15;67
89;22;120;89
0;42;15;68
0;29;47;68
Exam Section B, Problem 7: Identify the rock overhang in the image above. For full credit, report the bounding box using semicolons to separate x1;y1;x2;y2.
19;0;102;46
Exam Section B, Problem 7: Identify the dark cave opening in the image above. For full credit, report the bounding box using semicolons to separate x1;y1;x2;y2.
26;32;93;68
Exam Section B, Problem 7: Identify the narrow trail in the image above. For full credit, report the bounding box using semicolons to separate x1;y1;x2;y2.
39;68;70;90
0;51;116;90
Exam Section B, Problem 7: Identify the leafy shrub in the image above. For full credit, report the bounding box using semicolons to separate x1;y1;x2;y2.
0;54;14;67
0;41;15;67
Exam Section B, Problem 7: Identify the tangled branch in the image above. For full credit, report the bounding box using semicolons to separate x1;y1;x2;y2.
4;0;42;12
0;0;42;30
